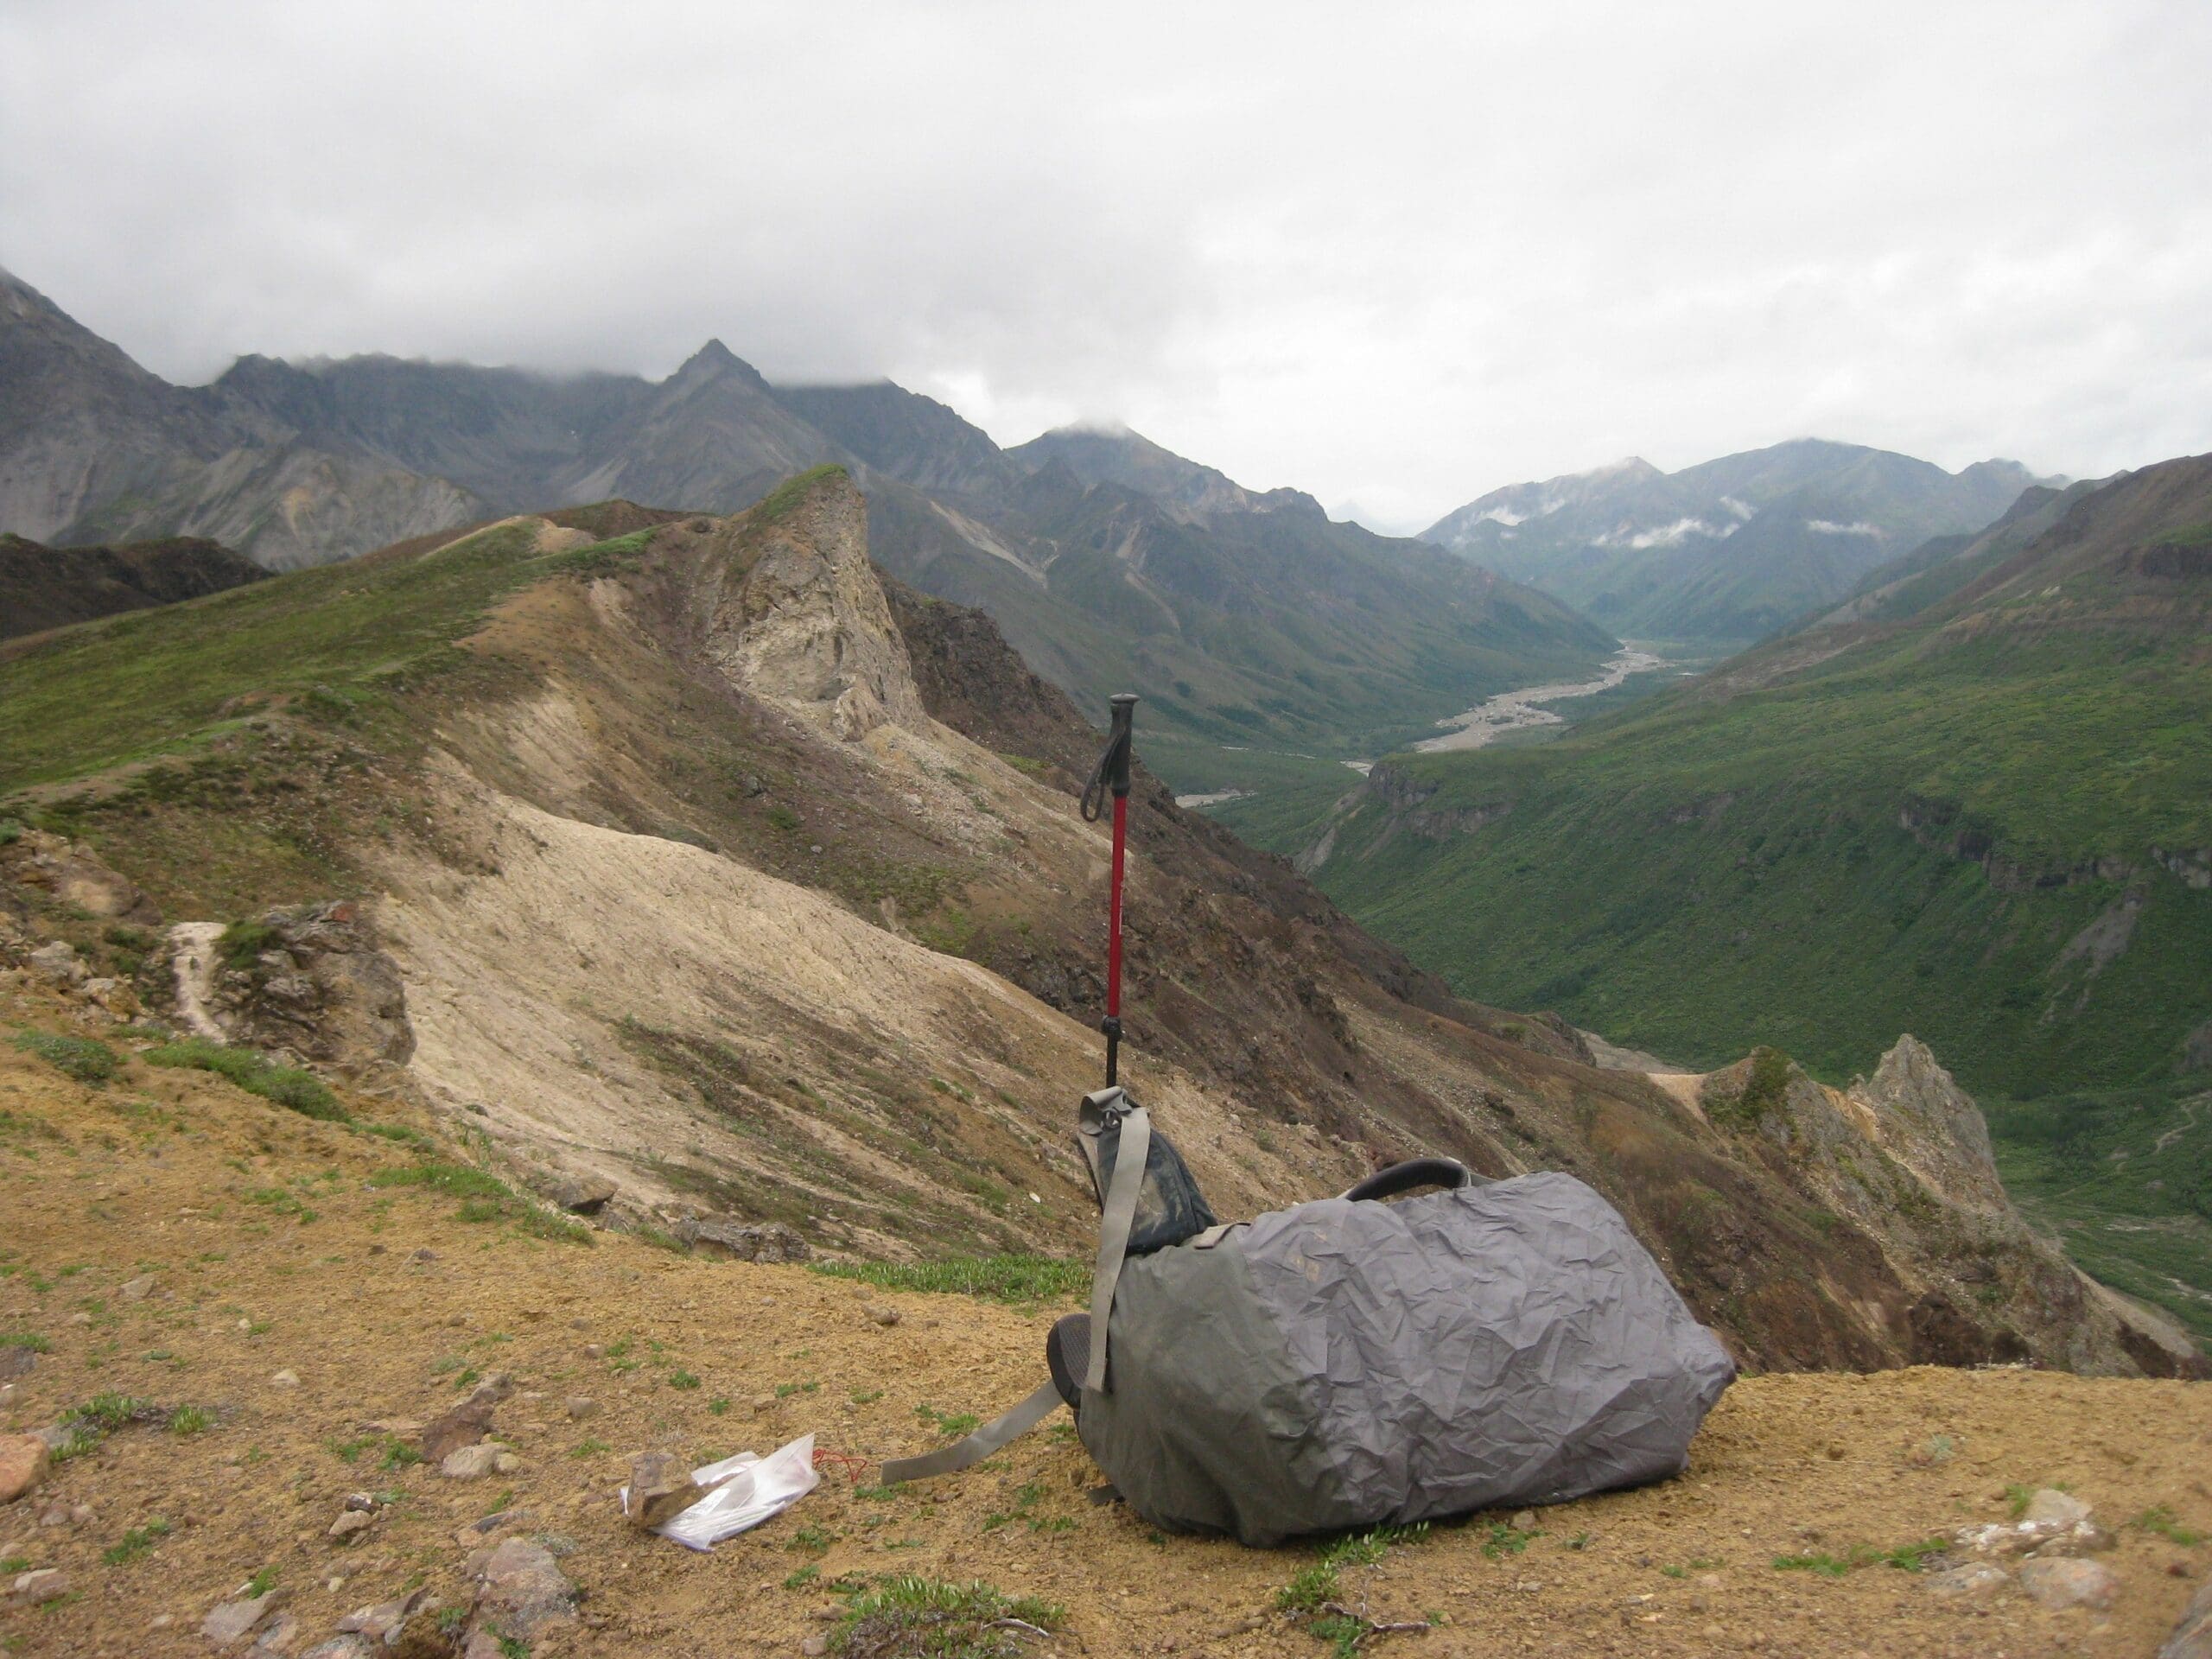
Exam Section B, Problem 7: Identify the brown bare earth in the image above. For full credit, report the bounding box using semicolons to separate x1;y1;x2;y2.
3;995;2210;1659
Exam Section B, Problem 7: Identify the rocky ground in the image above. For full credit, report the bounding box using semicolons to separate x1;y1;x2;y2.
4;984;2210;1659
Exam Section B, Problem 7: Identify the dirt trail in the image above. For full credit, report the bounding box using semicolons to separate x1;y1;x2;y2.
3;990;2209;1659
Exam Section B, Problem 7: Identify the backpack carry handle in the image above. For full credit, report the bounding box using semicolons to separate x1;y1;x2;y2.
1339;1157;1476;1204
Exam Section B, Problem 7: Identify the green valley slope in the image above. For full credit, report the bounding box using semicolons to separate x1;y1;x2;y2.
1308;454;2212;1337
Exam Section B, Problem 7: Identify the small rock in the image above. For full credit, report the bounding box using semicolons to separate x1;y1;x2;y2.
1925;1564;2009;1598
469;1537;578;1649
582;1344;606;1360
0;1380;19;1408
865;1305;900;1327
118;1274;159;1302
336;1584;431;1645
751;1395;775;1415
28;941;86;985
12;1567;68;1604
442;1444;503;1480
550;1176;619;1214
420;1374;512;1462
70;1312;92;1325
0;1433;51;1504
801;1637;830;1656
246;1609;300;1656
671;1216;811;1263
2161;1571;2212;1659
270;1370;301;1389
36;1500;72;1527
408;1249;437;1264
1511;1510;1537;1531
2032;1520;2117;1558
342;1491;377;1512
2022;1489;2093;1529
297;1639;375;1659
492;1452;520;1475
565;1396;600;1420
327;1509;372;1541
455;1508;532;1547
2018;1556;2120;1611
202;1589;283;1646
628;1451;703;1530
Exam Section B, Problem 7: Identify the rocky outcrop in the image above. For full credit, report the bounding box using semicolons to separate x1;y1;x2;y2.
3;829;156;925
671;1217;810;1262
1697;1037;2204;1376
701;470;926;741
162;902;412;1073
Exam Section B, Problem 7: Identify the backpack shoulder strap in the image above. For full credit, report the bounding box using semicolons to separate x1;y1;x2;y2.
1080;1096;1149;1394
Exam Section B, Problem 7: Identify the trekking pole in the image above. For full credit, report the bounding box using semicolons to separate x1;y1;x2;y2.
1079;694;1139;1087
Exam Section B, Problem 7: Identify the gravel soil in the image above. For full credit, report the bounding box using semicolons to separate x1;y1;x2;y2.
2;992;2208;1659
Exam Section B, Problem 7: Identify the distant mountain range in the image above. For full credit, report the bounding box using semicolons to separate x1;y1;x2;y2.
0;267;1611;760
1423;441;2060;646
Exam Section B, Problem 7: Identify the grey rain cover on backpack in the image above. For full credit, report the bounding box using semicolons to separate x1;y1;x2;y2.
1074;1170;1736;1546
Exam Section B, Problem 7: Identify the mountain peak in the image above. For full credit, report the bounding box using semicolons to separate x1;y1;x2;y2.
671;339;768;391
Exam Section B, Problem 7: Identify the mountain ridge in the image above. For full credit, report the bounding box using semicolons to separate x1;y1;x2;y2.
0;275;1614;760
1423;437;2058;645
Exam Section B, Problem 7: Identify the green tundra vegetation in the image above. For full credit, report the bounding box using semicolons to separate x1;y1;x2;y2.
1300;456;2212;1342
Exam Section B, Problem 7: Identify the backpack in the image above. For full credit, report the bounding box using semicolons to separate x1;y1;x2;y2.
883;1087;1736;1546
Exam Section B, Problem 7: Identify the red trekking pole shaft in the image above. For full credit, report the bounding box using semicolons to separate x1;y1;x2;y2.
1107;793;1128;1028
1083;694;1139;1087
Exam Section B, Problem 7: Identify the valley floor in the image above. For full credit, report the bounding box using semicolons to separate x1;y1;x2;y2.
3;988;2210;1659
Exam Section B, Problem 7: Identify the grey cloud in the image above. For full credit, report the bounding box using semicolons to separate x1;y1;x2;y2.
3;0;2207;528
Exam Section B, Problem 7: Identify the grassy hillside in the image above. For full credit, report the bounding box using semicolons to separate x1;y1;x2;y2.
1309;456;2212;1336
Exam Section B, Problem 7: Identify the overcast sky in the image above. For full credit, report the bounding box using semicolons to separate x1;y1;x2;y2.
3;0;2209;531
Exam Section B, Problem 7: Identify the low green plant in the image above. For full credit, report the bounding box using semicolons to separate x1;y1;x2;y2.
168;1405;211;1436
912;1403;977;1439
101;1517;172;1565
216;920;279;975
143;1039;346;1122
366;1160;591;1245
12;1031;120;1085
1274;1525;1432;1654
1775;1539;1948;1577
668;1370;701;1390
1481;1519;1537;1560
808;1254;1087;1306
833;1575;1062;1659
0;1332;52;1353
2129;1504;2204;1546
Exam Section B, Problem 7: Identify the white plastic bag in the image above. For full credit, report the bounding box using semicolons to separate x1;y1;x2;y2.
620;1432;821;1551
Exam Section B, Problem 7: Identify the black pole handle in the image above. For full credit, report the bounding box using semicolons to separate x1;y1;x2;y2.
1106;693;1136;797
1081;693;1140;822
